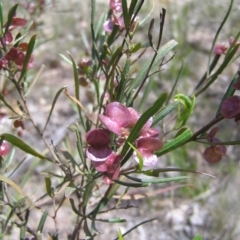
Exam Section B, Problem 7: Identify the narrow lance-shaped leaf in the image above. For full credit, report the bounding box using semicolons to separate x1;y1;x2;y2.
3;198;26;233
114;176;188;187
129;42;142;53
90;183;121;233
83;179;96;208
0;174;34;206
4;4;18;35
37;210;48;233
68;54;86;130
141;167;215;178
195;54;220;90
166;59;184;105
107;24;119;47
90;183;120;217
0;92;23;116
122;0;129;27
19;35;36;83
95;218;126;223
59;54;72;65
156;128;193;156
45;177;52;198
41;87;65;134
197;40;240;96
108;46;123;67
68;124;86;168
128;0;139;24
206;0;233;76
91;0;97;60
118;229;124;240
1;133;50;161
128;142;143;171
0;3;3;36
113;218;157;240
116;59;130;102
139;76;154;112
25;64;46;96
152;101;179;127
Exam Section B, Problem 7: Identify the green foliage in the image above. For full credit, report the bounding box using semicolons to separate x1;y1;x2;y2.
0;0;239;239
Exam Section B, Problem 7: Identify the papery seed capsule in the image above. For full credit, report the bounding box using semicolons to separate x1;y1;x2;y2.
203;147;221;164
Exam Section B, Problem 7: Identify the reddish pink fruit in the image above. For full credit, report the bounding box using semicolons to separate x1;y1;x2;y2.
221;96;240;119
203;147;222;164
0;141;10;156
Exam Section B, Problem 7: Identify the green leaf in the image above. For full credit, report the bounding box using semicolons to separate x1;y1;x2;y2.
115;176;188;187
0;3;3;36
61;150;78;167
84;218;94;238
65;186;76;198
45;177;52;198
90;183;120;217
128;0;138;22
108;46;123;68
118;229;123;240
195;54;220;90
127;39;178;94
69;198;85;217
129;42;142;53
83;178;96;207
121;92;168;159
96;218;126;223
4;4;18;35
59;54;72;65
141;167;215;178
94;13;106;39
166;59;184;105
0;175;34;206
68;54;85;128
173;94;195;129
41;87;65;133
25;64;46;96
122;0;129;28
3;197;27;233
207;0;233;75
19;35;36;83
197;33;240;96
116;59;130;102
107;24;119;46
156;128;193;156
37;210;48;233
128;142;143;171
152;101;179;127
113;218;157;240
0;133;49;160
139;76;154;112
0;92;22;116
20;225;26;240
192;235;203;240
68;124;86;167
